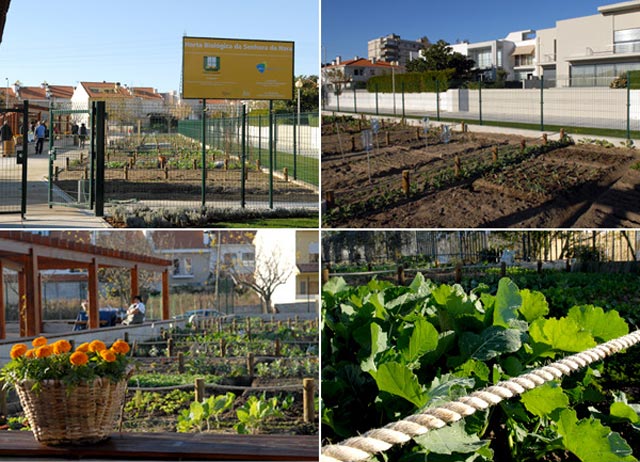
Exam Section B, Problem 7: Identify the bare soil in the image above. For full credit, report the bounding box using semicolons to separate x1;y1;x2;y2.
322;125;640;228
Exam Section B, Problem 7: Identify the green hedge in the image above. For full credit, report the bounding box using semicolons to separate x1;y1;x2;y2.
367;69;454;93
629;70;640;89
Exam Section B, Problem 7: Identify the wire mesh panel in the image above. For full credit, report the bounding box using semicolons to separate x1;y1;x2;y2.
0;108;26;214
48;103;92;207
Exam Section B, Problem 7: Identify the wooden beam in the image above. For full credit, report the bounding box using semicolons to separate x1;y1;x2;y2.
130;265;139;299
18;270;25;337
162;269;170;320
24;248;40;337
0;260;4;340
87;258;99;330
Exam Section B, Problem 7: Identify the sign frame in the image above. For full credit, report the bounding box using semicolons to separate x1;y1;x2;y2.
182;36;295;101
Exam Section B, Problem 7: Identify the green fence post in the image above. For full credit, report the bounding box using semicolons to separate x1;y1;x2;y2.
273;114;278;171
540;75;544;131
353;86;357;113
627;70;631;141
293;112;297;181
402;81;405;119
21;100;28;218
241;104;246;208
258;115;262;166
201;99;207;209
436;79;440;121
47;103;54;208
336;90;340;112
294;113;298;180
479;81;483;125
95;101;106;217
269;101;274;209
375;83;379;115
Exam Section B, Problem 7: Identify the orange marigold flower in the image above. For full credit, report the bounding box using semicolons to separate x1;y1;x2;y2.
35;345;53;359
100;349;116;363
10;343;28;359
88;340;106;353
25;349;36;359
76;342;90;353
52;339;72;355
111;339;130;355
32;336;47;347
69;351;89;366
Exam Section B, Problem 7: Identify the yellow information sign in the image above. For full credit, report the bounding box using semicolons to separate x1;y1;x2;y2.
182;36;294;100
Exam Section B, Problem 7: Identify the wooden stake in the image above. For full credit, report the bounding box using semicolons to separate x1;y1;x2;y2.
303;379;315;423
195;378;205;402
402;170;410;196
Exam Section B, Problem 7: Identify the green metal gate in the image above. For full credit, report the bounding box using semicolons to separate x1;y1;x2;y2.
0;101;29;216
47;103;94;209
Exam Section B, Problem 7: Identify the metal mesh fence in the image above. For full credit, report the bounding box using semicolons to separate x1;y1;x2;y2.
323;75;640;136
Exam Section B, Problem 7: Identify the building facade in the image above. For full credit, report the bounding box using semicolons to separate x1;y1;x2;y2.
323;57;403;91
368;34;429;66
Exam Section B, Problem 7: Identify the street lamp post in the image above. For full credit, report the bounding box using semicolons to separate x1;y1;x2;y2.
295;78;304;180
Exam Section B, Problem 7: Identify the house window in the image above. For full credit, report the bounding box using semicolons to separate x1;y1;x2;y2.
470;48;492;69
242;252;255;263
184;258;193;275
299;280;307;295
173;258;194;276
515;54;534;67
173;259;180;275
615;28;640;54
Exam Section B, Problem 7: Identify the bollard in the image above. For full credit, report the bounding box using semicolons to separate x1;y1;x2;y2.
195;378;205;403
402;170;410;197
303;378;315;423
492;146;498;164
177;352;185;374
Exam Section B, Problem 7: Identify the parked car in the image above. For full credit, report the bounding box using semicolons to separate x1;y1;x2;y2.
72;307;127;331
173;309;225;323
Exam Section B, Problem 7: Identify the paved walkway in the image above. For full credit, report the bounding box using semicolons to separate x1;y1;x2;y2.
0;147;109;228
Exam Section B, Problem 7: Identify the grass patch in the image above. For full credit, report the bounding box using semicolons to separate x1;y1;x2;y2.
212;217;318;228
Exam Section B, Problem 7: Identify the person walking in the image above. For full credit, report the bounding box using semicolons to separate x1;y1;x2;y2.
0;121;13;156
79;123;88;148
34;120;46;154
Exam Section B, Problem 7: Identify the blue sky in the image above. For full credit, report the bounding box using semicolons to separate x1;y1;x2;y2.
322;0;610;63
0;0;319;93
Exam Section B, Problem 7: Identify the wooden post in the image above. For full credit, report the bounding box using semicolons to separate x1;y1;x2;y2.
397;265;405;285
322;267;330;284
402;170;410;197
246;317;252;341
220;338;227;357
560;128;565;140
350;136;355;151
87;258;99;330
177;352;184;373
325;190;335;209
192;159;197;170
455;263;462;283
162;269;170;321
283;167;288;182
224;158;229;170
164;166;169;179
0;383;6;420
501;261;507;278
542;133;548;145
54;166;60;181
124;164;129;180
232;318;237;333
492;146;498;163
195;378;205;402
520;139;526;152
167;338;174;357
0;260;4;340
386;131;391;145
303;378;315;423
65;157;70;169
537;260;543;273
130;265;139;301
247;353;255;380
566;259;572;272
275;338;281;356
461;121;466;133
415;127;421;140
256;158;261;170
454;156;461;178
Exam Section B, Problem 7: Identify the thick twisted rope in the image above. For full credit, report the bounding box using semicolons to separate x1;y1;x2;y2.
321;329;640;462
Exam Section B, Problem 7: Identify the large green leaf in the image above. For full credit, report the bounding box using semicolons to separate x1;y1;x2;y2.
529;317;596;357
567;305;629;342
359;322;389;372
519;289;549;323
400;318;439;363
460;326;523;361
556;409;636;462
610;402;640;424
493;278;522;328
370;362;428;408
414;420;492;456
520;382;568;420
323;277;348;296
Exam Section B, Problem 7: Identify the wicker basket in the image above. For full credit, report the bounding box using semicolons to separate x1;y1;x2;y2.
14;375;129;445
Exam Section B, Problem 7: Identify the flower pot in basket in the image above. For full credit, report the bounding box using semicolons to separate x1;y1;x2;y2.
2;337;133;446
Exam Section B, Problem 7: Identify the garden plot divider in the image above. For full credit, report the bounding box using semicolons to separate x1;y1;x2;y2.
321;329;640;462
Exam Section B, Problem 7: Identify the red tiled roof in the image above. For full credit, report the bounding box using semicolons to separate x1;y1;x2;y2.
131;87;163;100
150;231;208;250
0;87;15;98
326;58;402;69
19;85;74;100
80;81;132;99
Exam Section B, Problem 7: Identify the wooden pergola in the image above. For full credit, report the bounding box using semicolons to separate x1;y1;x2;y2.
0;232;172;339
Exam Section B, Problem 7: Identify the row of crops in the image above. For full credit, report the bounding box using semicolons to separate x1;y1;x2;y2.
321;270;640;461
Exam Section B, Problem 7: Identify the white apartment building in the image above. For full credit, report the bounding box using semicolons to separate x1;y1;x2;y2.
538;0;640;86
368;34;429;66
